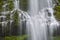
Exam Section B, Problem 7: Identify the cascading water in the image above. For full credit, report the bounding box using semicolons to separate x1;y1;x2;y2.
26;0;59;40
14;0;20;10
0;0;59;40
13;0;28;35
0;3;8;33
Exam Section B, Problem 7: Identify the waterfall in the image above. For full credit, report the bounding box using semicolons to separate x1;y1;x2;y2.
0;2;8;33
14;0;20;10
26;0;59;40
0;0;59;40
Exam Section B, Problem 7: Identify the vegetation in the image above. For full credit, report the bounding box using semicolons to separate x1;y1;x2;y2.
54;6;60;21
5;35;27;40
7;0;14;11
54;36;60;40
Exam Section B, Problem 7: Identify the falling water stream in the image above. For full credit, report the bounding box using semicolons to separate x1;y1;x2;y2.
26;0;59;40
0;0;59;40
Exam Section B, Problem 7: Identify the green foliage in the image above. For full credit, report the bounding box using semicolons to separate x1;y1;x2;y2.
53;0;60;21
54;6;60;21
55;11;60;21
54;6;60;11
58;0;60;2
5;35;27;40
17;35;27;40
5;36;17;40
54;36;60;40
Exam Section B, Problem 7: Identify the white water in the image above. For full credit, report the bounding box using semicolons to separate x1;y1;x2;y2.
13;0;59;40
14;0;20;10
26;0;59;40
0;4;7;33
